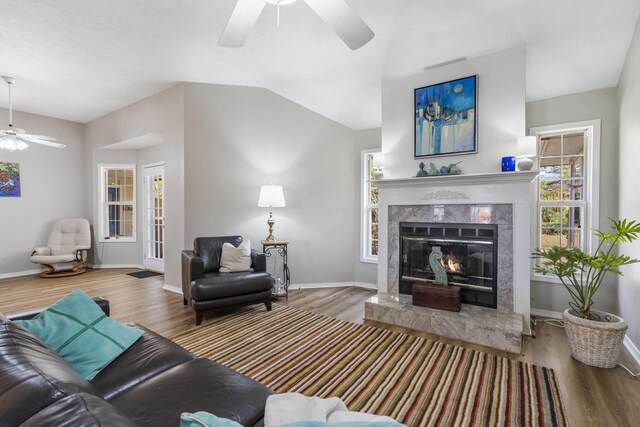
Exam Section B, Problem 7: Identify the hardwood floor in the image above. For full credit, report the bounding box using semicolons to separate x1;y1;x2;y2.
1;268;638;426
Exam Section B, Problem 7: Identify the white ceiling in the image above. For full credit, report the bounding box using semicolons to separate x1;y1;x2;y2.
1;0;639;131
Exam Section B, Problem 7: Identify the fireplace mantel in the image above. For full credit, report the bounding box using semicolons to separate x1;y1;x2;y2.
374;170;540;188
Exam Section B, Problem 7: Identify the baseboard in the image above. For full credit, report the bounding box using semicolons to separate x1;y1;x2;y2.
162;284;183;295
291;282;378;291
624;336;640;367
89;264;144;269
1;265;146;279
530;308;563;320
0;269;43;280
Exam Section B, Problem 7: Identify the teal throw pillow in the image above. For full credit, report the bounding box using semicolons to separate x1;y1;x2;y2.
180;412;243;427
15;289;143;380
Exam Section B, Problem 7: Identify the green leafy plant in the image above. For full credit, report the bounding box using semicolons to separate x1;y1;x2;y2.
532;218;640;319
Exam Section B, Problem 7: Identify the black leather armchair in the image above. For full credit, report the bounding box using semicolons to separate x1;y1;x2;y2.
182;236;273;325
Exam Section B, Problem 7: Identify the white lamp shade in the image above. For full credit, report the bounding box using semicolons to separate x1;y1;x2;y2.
372;152;385;168
258;185;286;208
517;136;537;157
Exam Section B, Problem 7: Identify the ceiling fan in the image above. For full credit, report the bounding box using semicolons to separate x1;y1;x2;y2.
219;0;374;50
0;76;65;152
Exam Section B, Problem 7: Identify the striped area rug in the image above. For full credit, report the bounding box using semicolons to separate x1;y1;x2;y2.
171;304;567;427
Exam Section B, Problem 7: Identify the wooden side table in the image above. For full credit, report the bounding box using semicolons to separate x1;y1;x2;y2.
261;240;290;300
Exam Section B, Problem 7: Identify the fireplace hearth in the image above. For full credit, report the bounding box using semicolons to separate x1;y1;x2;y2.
399;222;498;308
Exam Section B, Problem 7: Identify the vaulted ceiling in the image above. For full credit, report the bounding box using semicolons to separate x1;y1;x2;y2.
1;0;639;130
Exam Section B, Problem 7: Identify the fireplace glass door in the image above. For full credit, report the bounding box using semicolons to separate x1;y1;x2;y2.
399;223;498;308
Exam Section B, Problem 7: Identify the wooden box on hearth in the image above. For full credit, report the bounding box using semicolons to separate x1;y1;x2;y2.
412;282;461;312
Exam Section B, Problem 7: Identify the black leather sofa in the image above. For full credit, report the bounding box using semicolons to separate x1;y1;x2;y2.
0;298;273;427
182;236;274;325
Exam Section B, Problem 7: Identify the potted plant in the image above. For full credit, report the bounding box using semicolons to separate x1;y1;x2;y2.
532;218;640;368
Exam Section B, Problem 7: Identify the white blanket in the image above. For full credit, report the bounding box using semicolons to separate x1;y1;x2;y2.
264;393;399;426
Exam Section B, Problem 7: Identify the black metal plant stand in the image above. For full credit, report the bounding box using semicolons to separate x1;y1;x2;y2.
261;240;290;301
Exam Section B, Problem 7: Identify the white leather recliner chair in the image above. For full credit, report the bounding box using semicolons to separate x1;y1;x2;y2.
30;218;91;277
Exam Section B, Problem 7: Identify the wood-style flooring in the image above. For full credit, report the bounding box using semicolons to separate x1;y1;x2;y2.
0;268;638;426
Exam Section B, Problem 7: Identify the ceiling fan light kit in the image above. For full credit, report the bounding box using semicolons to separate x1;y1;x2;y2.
219;0;374;50
0;76;65;152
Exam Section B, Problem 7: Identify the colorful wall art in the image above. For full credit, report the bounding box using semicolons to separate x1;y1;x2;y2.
414;75;478;158
0;162;21;197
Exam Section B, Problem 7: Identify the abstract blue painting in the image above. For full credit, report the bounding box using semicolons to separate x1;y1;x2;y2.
0;162;21;197
414;75;477;158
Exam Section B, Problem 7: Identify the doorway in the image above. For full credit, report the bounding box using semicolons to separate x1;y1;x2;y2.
143;163;165;272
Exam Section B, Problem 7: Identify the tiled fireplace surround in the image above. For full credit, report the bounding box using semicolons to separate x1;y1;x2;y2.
364;171;538;353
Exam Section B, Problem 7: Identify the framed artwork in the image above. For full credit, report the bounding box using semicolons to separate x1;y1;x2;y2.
414;75;478;158
0;162;21;197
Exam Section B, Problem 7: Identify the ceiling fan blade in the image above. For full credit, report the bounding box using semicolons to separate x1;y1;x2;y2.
218;0;268;48
17;134;66;149
23;134;56;141
304;0;374;50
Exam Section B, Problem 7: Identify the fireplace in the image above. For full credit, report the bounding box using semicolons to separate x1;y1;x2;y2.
399;222;498;308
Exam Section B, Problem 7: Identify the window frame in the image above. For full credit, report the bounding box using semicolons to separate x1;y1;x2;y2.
98;164;137;243
529;120;601;283
360;149;380;263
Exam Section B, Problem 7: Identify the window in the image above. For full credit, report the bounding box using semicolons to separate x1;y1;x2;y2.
530;120;600;281
98;165;136;242
361;150;380;263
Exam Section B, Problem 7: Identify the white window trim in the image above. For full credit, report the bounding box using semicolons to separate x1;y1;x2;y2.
98;164;137;243
361;149;379;263
529;119;601;284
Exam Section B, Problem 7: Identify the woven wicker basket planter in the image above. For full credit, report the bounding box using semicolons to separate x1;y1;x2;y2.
563;309;628;368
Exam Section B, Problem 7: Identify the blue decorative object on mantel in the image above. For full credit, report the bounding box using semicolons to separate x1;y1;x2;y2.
416;162;428;177
415;161;463;177
501;156;516;172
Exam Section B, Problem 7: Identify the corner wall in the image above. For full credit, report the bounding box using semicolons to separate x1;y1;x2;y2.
0;109;85;276
84;85;185;289
617;17;640;347
183;83;372;285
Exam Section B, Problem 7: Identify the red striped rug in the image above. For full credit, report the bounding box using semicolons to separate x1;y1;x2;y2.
171;304;567;427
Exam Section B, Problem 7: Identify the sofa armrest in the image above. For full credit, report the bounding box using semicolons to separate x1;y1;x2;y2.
251;250;267;272
32;247;51;256
182;250;204;300
8;297;110;321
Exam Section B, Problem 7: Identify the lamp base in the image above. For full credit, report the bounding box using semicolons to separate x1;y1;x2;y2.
265;208;277;243
517;157;534;171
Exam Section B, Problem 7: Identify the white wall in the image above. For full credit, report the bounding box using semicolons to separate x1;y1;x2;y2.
84;85;184;289
381;46;526;178
527;87;620;315
183;83;369;285
617;17;640;346
0;108;85;276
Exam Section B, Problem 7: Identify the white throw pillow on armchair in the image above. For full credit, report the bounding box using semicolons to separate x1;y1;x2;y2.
219;239;254;273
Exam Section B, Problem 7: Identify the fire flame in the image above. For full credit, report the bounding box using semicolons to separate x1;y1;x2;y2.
439;253;462;274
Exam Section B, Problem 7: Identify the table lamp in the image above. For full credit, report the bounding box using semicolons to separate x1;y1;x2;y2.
258;185;286;243
516;136;537;171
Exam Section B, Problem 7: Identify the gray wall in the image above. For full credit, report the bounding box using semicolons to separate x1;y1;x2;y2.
0;108;85;275
183;83;374;285
526;87;620;314
617;17;640;346
84;85;185;289
382;46;526;178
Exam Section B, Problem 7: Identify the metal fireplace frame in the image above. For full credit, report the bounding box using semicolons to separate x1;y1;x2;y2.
399;222;498;308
